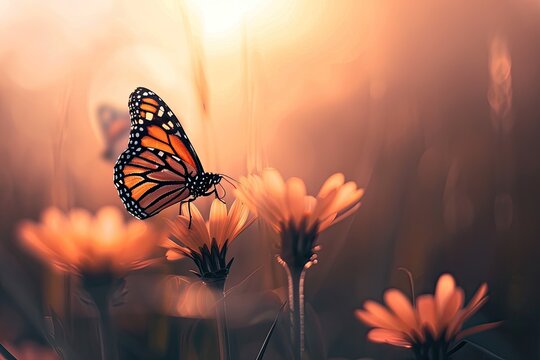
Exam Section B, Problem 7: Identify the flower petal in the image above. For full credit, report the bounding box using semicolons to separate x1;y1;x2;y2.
225;200;254;242
384;289;419;334
447;284;489;338
356;309;387;328
464;283;489;317
363;300;405;331
456;321;502;341
331;185;363;217
262;168;287;218
417;294;438;339
441;288;464;340
435;273;456;314
209;199;227;247
166;249;186;260
318;173;345;198
366;328;412;348
286;177;307;226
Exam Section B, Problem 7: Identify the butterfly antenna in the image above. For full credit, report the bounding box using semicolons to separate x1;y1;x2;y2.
222;173;239;183
221;174;238;189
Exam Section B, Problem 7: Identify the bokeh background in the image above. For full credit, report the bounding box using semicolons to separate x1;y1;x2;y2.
1;0;539;358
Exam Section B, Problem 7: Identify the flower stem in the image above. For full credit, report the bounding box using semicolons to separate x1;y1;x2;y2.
82;274;118;360
279;259;306;360
94;293;117;360
208;278;230;360
64;273;72;333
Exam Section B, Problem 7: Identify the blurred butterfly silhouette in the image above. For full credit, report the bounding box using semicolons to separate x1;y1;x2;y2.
113;87;233;225
96;104;131;161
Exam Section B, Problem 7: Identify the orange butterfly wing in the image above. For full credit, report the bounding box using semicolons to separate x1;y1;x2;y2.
113;87;203;219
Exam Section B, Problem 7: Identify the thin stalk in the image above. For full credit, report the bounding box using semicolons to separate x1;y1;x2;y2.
64;273;72;333
279;260;306;360
224;265;263;296
209;279;230;360
83;276;118;360
0;342;17;360
93;295;117;360
397;267;415;307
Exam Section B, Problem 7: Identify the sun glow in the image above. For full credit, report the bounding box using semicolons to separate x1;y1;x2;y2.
185;0;278;38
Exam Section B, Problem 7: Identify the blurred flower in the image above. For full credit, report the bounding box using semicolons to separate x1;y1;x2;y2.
162;199;255;281
236;168;363;359
356;274;501;359
163;275;216;319
18;206;160;360
236;168;364;267
18;206;159;276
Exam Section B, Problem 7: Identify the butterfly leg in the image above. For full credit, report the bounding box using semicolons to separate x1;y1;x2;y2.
217;183;227;203
178;199;194;229
179;200;185;215
187;201;193;228
216;190;226;204
207;186;226;204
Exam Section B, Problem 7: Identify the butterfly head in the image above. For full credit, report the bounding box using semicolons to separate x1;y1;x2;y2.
207;172;223;185
187;172;222;197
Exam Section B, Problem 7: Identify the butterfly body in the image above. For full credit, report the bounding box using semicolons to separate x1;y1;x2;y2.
186;172;222;198
113;87;223;221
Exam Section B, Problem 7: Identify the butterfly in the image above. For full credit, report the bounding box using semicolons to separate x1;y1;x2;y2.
113;87;231;224
96;104;131;161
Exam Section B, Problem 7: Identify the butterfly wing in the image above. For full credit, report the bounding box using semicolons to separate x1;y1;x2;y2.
97;104;130;160
114;87;203;219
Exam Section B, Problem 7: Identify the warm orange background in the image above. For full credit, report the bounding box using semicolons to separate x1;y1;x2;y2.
0;0;539;359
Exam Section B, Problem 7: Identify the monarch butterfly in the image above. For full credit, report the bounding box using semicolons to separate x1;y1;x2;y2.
96;104;131;161
113;87;230;224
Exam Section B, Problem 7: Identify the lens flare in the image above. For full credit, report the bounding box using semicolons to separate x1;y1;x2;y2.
185;0;271;37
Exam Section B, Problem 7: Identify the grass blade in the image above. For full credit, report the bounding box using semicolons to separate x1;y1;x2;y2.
0;342;17;360
459;339;506;360
447;340;467;357
224;266;263;297
255;301;287;360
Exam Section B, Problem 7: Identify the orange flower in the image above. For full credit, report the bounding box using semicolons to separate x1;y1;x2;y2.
236;168;364;234
162;199;255;280
356;274;501;357
236;169;364;358
236;168;363;269
18;206;159;276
